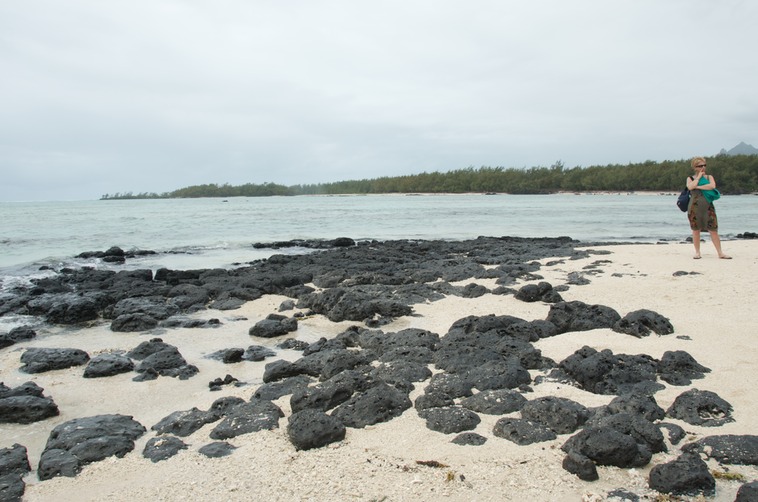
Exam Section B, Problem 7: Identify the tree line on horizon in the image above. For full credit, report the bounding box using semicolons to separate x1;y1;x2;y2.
100;154;758;200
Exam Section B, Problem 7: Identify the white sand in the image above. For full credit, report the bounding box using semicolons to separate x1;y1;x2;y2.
2;240;757;501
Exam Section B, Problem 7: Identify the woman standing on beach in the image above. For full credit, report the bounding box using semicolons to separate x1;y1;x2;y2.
687;156;730;259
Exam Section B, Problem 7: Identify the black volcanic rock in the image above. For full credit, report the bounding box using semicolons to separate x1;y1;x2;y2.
19;348;89;374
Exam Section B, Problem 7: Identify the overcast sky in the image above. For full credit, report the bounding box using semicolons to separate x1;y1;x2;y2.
1;1;756;201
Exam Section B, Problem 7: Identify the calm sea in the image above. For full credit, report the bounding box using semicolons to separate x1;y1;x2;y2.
1;193;757;283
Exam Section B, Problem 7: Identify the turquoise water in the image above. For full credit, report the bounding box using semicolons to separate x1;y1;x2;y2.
1;194;757;276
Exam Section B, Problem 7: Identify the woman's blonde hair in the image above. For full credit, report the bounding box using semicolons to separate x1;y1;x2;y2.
691;156;706;168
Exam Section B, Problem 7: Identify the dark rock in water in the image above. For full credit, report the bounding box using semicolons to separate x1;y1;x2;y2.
253;375;314;401
243;345;277;362
423;406;481;434
562;426;651;468
612;309;674;337
546;301;621;333
562;451;598;481
0;326;36;350
111;313;159;332
249;314;298;338
605;489;639;502
736;481;758;502
209;400;283;440
198;441;236;458
520;396;590;434
38;414;146;480
451;432;488;446
460;389;527;415
83;353;135;378
19;347;90;374
648;452;715;496
160;317;221;329
277;339;310;351
492;417;557;445
515;281;563;303
681;435;758;465
142;436;188;462
607;393;665;422
287;409;346;450
666;389;734;427
208;374;240;391
559;346;660;395
332;383;411;428
656;350;710;385
151;407;221;437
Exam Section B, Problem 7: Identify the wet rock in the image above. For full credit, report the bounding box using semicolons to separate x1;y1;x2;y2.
249;314;298;338
243;345;277;362
612;309;674;337
209;400;283;440
198;441;236;458
546;301;621;333
287;409;346;450
332;383;411;428
648;452;715;497
666;389;734;427
423;406;481;434
142;436;188;462
451;432;488;446
19;347;90;374
151;408;221;437
83;353;135;378
656;350;710;385
681;435;758;465
38;414;146;480
562;426;651;468
460;389;527;415
208;374;240;391
134;344;196;380
520;396;590;434
492;417;557;445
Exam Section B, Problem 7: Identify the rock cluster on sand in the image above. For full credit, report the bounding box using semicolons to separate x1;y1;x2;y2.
1;237;756;500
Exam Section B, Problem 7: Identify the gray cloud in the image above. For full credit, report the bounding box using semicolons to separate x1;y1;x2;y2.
1;0;756;200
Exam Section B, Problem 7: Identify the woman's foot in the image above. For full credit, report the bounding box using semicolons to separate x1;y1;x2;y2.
719;255;732;259
693;255;701;259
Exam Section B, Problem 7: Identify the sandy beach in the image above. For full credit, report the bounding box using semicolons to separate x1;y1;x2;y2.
2;239;757;501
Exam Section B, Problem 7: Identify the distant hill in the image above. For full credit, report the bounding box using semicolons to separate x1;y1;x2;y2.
719;141;758;156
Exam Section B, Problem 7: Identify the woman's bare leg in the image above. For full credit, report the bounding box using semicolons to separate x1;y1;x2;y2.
709;231;730;258
692;230;701;258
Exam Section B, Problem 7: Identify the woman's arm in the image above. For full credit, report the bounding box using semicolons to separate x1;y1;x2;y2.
686;175;699;190
698;175;717;190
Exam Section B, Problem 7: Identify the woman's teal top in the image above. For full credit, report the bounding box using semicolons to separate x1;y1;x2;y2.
697;176;721;203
